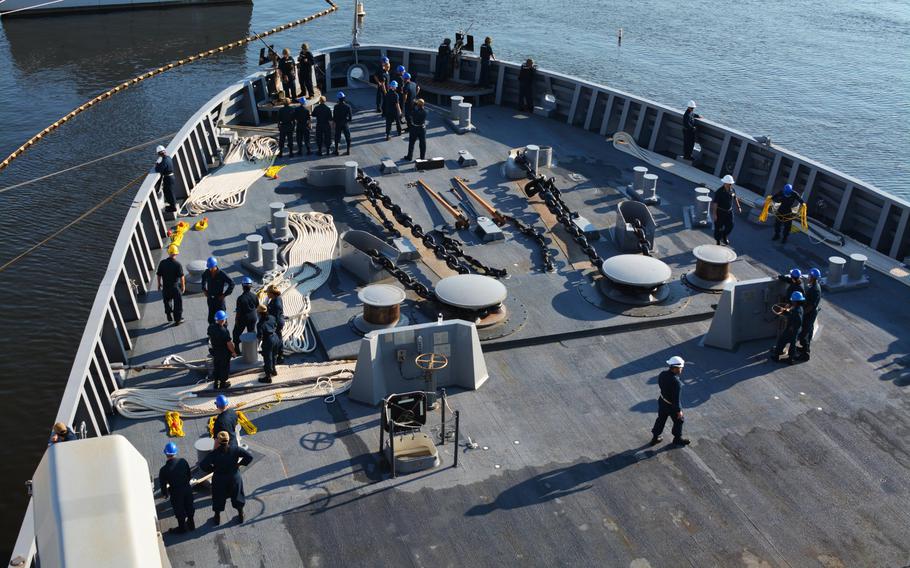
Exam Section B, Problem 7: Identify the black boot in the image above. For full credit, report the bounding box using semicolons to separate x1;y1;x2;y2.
165;312;173;322
649;435;663;447
772;233;780;241
672;438;691;446
187;517;196;531
213;512;221;526
237;508;245;523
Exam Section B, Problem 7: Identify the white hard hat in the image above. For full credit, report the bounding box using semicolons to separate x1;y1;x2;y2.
156;145;166;153
687;100;696;108
666;356;686;367
722;174;735;184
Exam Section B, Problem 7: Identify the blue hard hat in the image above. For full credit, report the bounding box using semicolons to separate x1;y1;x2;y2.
396;65;406;73
214;310;228;322
164;442;178;456
380;56;389;63
241;276;253;286
206;256;218;269
808;268;822;279
337;91;346;100
789;268;802;279
389;80;398;88
783;184;794;195
215;395;229;408
402;72;411;80
790;291;805;302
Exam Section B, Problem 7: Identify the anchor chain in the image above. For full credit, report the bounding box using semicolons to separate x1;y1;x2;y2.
515;153;604;270
453;176;555;273
502;214;555;272
356;171;508;278
364;249;437;301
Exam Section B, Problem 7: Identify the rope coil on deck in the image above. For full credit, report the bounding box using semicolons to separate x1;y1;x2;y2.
112;360;354;419
260;211;338;354
0;0;338;174
179;136;278;216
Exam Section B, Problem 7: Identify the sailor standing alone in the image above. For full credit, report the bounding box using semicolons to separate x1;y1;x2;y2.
711;175;742;246
650;356;691;447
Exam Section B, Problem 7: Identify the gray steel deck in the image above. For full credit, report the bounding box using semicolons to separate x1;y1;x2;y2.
115;88;910;567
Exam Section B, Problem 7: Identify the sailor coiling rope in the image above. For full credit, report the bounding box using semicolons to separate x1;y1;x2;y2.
112;361;354;419
179;136;279;216
260;211;338;354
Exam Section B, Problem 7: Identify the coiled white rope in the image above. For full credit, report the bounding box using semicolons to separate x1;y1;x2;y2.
112;360;354;419
260;211;338;354
179;135;279;217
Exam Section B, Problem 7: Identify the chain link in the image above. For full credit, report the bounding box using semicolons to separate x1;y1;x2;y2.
356;171;508;278
515;154;604;270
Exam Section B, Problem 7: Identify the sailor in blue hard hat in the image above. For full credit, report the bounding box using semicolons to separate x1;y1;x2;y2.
158;441;195;533
770;183;805;244
682;100;702;160
771;290;805;364
382;80;403;140
202;256;235;324
375;56;391;113
212;394;239;447
778;268;806;300
333;90;354;155
232;276;258;355
401;72;420;131
650;356;690;447
208;309;236;390
797;268;823;361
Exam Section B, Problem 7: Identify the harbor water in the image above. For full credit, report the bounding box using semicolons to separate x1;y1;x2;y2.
0;0;907;557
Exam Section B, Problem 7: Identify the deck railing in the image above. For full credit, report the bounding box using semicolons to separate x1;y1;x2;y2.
318;43;910;263
7;68;272;568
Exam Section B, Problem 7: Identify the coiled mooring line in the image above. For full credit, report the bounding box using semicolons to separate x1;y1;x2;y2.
0;0;338;175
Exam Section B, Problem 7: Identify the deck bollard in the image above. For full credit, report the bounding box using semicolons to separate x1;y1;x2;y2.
458;102;473;130
450;95;464;119
240;331;260;364
344;160;359;195
828;256;846;283
642;173;659;203
246;234;263;264
273;210;290;241
633;166;649;191
847;253;867;281
695;195;712;225
269;202;285;226
539;145;553;168
525;144;540;176
262;243;278;272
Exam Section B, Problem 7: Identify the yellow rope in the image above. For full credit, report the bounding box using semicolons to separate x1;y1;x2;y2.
0;0;338;174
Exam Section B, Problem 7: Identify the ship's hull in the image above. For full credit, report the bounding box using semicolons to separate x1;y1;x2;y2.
0;0;250;17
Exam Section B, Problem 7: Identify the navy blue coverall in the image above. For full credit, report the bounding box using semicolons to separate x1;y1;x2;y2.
201;268;234;324
651;370;684;440
200;443;253;515
155;154;177;210
257;313;281;378
208;323;232;389
159;457;194;531
232;288;258;352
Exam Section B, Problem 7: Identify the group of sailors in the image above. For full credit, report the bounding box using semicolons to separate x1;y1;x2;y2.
158;396;253;532
372;57;429;160
155;251;286;388
771;267;823;363
275;90;352;157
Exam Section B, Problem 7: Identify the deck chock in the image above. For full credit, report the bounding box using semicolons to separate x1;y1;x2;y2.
457;150;478;167
415;157;445;171
380;158;399;175
393;237;420;262
572;215;601;240
475;216;504;242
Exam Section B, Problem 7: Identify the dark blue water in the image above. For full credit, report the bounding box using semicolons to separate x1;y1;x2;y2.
0;0;907;558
